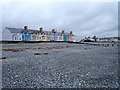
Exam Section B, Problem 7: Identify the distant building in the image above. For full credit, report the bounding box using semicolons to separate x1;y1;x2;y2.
2;26;76;42
83;36;97;42
97;37;119;42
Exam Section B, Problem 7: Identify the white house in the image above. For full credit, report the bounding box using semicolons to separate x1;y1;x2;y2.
2;27;23;41
30;30;39;41
57;32;64;41
97;37;118;42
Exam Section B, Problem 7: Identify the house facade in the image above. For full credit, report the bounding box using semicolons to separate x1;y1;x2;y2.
97;37;119;42
63;34;68;42
12;33;22;41
68;31;75;42
21;26;31;41
2;26;76;42
2;27;23;41
58;34;64;41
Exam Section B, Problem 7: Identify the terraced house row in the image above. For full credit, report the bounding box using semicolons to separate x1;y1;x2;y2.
2;26;76;42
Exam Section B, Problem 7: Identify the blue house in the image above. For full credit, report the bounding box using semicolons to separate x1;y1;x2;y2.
21;26;31;41
22;33;31;41
63;34;68;42
51;29;58;41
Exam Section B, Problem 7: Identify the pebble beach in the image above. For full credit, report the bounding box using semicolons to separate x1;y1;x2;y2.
1;43;119;88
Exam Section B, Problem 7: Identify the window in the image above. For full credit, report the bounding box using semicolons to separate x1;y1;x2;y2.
39;37;41;40
12;35;15;41
59;36;62;40
15;36;17;40
42;36;45;40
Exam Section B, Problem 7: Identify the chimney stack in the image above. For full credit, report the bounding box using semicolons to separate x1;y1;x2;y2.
52;29;56;33
62;30;64;34
24;26;28;31
39;27;43;33
70;31;72;34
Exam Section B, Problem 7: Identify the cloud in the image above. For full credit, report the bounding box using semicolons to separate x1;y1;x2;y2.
1;1;118;40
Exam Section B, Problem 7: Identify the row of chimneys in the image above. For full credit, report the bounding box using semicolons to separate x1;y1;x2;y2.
24;26;72;34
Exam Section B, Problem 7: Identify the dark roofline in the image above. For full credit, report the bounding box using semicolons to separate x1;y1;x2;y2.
5;27;75;36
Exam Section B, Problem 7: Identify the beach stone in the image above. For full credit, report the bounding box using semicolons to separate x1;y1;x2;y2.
2;43;118;88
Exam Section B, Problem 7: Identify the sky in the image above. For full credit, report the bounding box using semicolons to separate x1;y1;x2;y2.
1;0;119;40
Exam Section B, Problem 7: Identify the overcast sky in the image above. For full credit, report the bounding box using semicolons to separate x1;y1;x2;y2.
1;0;118;40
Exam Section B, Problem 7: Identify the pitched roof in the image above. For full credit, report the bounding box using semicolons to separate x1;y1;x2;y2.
6;27;23;33
6;27;39;33
5;27;75;36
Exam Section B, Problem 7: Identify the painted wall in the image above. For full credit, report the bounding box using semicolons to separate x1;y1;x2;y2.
58;35;63;41
22;33;31;41
12;33;22;41
63;35;68;42
72;36;76;42
54;34;58;41
51;33;55;41
38;34;43;41
46;34;51;41
41;35;47;41
2;28;13;41
31;34;40;41
68;35;72;42
50;35;54;41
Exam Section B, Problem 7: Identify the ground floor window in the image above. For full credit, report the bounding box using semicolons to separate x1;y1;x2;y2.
59;36;63;40
42;36;45;40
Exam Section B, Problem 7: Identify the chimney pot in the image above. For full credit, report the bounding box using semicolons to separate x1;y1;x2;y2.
52;29;56;33
39;27;43;33
70;31;72;34
62;30;64;34
24;26;28;31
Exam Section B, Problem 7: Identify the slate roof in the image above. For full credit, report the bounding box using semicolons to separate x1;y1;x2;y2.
6;27;24;33
6;27;74;36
